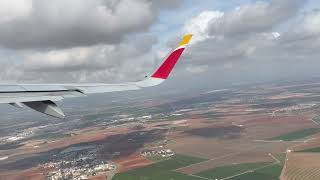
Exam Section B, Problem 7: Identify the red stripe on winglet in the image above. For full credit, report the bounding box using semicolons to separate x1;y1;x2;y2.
151;48;185;79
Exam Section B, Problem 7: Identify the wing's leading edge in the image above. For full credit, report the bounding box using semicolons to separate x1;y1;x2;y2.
0;34;193;118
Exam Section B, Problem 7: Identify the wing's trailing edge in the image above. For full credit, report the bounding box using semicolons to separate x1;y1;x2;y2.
0;34;193;118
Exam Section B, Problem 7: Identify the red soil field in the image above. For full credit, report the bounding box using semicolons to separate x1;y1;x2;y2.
114;153;153;172
4;167;50;180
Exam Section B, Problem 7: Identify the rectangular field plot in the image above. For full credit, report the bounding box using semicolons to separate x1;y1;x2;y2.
230;164;283;180
297;147;320;153
270;128;320;141
195;162;282;180
113;154;206;180
282;153;320;180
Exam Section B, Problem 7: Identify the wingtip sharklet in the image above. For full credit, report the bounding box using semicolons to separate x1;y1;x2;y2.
178;34;193;47
151;34;193;80
136;34;192;87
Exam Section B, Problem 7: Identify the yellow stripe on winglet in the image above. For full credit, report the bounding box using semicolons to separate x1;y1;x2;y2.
177;34;193;47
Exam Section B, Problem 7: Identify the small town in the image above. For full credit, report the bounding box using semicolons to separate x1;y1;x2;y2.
141;149;175;158
42;146;116;180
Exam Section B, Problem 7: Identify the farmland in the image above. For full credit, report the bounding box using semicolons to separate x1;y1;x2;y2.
196;162;283;180
270;128;320;141
113;154;206;180
281;153;320;180
3;80;320;179
297;147;320;153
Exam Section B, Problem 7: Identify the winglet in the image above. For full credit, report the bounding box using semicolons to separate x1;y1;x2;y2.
136;34;192;87
151;34;193;80
177;34;193;47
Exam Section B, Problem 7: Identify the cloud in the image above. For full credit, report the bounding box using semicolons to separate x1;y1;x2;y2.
176;0;320;86
186;65;209;74
0;0;184;83
150;0;182;9
23;36;157;71
5;35;157;83
209;0;305;37
282;10;320;42
0;0;33;23
183;11;224;43
1;0;319;89
0;0;179;49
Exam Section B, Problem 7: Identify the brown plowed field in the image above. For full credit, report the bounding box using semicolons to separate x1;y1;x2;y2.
282;153;320;180
3;167;49;180
114;153;152;172
168;114;309;174
89;175;107;180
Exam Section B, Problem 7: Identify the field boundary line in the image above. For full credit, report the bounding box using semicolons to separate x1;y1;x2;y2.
280;149;289;180
220;161;278;180
310;117;320;126
185;174;213;180
269;153;280;164
175;144;266;172
175;151;244;171
253;140;305;143
179;153;280;180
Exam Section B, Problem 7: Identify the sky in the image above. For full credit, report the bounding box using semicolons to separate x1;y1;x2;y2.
0;0;319;92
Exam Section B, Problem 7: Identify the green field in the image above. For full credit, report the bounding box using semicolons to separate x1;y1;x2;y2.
195;162;280;180
270;128;320;141
229;164;282;180
113;154;206;180
297;147;320;153
274;154;286;165
312;116;320;124
113;154;284;180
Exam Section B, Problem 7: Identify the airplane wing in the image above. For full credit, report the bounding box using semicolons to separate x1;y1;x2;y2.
0;34;193;118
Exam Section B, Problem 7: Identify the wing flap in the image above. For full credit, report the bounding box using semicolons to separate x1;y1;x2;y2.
23;100;65;119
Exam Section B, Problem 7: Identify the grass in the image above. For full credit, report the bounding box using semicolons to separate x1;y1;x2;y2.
196;162;283;180
270;128;320;141
113;154;206;180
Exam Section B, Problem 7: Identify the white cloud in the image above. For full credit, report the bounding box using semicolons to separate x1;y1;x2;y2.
0;0;178;49
183;11;224;43
287;10;320;39
5;35;159;83
0;0;33;23
209;0;305;36
272;32;281;39
179;0;312;75
1;0;319;88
